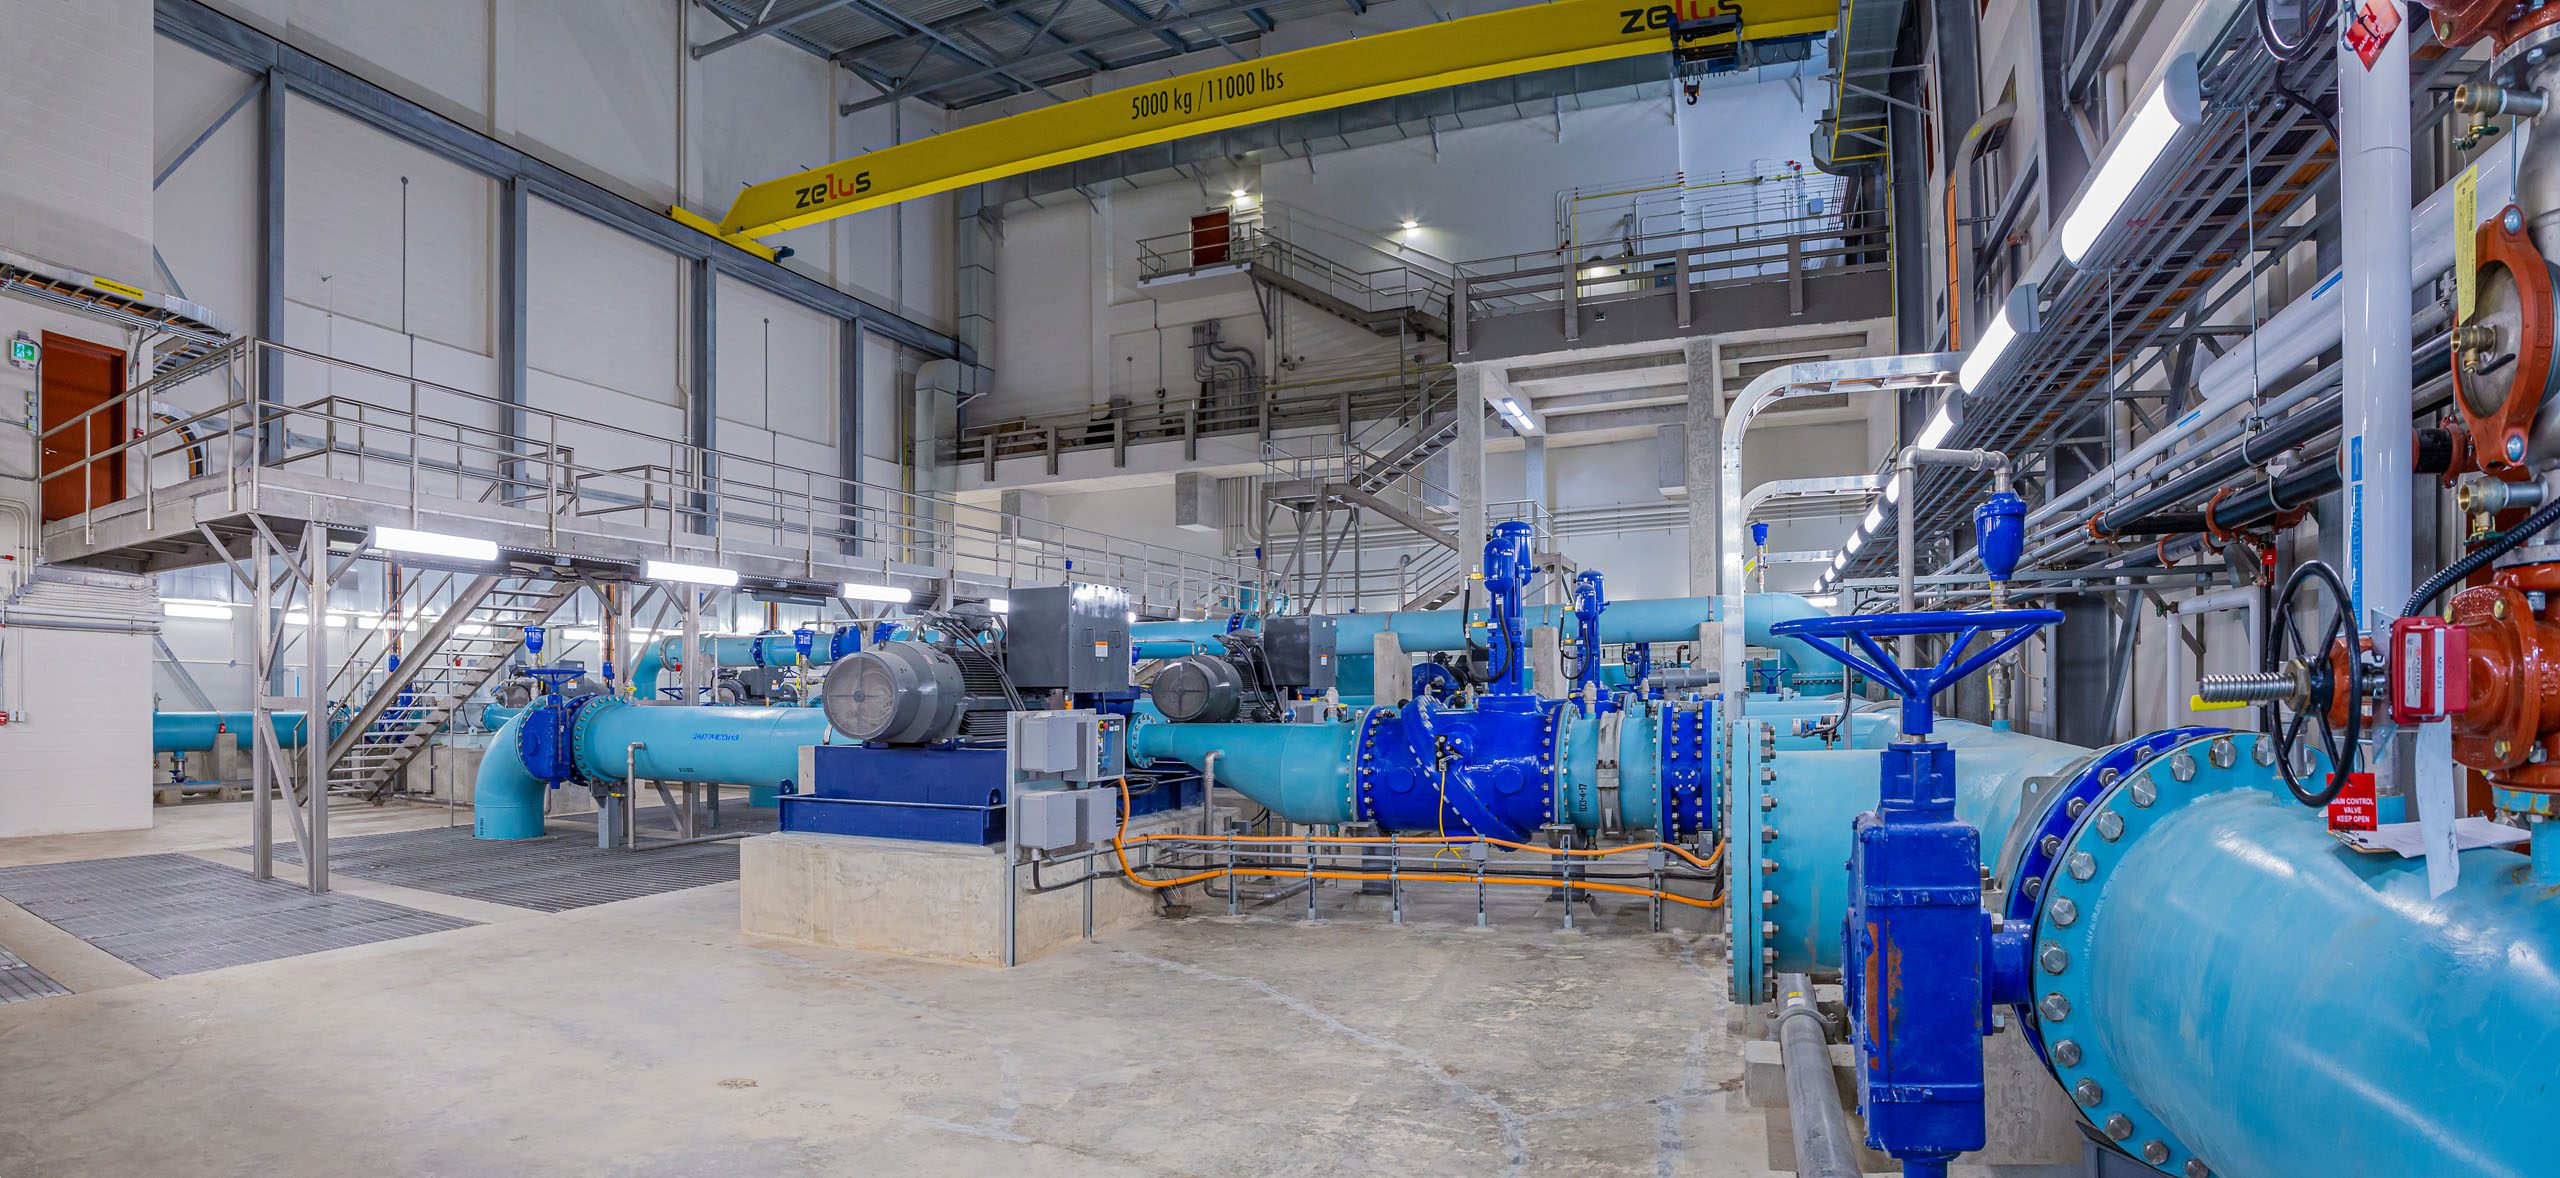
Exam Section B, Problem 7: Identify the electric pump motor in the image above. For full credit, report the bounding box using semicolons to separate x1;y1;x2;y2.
1153;653;1258;723
823;640;967;744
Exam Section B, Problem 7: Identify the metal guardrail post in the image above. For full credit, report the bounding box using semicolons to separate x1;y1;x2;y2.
1451;272;1469;356
1788;234;1805;316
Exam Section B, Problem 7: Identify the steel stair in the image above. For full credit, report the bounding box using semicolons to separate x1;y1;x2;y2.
321;574;578;799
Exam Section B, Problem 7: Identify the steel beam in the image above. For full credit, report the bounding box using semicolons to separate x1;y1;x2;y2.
154;0;963;361
692;0;860;58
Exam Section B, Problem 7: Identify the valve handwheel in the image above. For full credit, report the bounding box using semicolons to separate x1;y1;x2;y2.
2265;559;2365;807
1771;608;2064;738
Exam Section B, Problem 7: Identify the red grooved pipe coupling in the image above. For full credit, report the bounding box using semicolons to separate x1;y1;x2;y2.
2449;565;2560;790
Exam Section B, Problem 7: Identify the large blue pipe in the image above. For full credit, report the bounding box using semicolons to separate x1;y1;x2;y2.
474;696;844;839
1132;593;1831;672
152;710;313;754
1756;719;2088;975
2020;731;2560;1178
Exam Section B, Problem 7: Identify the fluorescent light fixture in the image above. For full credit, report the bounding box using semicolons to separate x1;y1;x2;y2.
1400;219;1420;231
1833;552;1849;572
1804;594;1838;609
1863;504;1886;532
2060;55;2202;265
561;628;604;643
644;559;739;587
1915;400;1958;449
370;526;498;563
1494;396;1541;436
1844;531;1865;555
1885;477;1904;505
164;601;233;620
1956;284;2039;394
842;581;914;604
987;597;1010;614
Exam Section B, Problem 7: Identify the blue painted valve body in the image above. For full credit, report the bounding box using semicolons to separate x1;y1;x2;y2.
1771;608;2057;1178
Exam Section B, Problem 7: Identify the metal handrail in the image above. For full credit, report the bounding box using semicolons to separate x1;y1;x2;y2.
1459;207;1889;316
37;338;1261;611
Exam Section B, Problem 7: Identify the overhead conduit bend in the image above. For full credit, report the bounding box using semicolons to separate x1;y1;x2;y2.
473;697;847;840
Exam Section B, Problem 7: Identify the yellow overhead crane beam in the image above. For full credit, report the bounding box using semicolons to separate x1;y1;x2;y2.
681;0;1836;254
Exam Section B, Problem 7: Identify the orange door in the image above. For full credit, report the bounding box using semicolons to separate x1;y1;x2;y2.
39;334;127;523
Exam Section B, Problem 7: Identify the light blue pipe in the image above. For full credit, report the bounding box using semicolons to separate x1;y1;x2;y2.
153;710;313;753
1127;714;1363;825
1758;719;2087;975
2066;784;2560;1177
632;631;859;699
1133;593;1829;672
478;703;524;731
473;698;844;839
474;708;550;839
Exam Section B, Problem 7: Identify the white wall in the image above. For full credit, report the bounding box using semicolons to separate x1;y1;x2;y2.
0;628;153;838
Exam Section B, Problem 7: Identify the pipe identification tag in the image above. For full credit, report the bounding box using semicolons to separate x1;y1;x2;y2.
2347;0;2400;70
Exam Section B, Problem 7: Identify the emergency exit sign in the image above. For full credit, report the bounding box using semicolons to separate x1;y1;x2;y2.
7;336;35;369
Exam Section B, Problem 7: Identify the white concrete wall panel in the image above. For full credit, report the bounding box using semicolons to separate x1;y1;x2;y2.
526;196;681;408
284;96;494;354
506;0;680;206
3;0;156;281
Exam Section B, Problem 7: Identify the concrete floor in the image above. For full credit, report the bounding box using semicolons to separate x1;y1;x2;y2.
0;801;1883;1177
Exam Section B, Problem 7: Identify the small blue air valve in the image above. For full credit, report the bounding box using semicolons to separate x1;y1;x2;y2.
1768;608;2060;1178
1975;491;2027;585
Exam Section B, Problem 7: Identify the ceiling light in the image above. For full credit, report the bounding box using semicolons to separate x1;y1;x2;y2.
164;601;233;620
370;525;498;563
644;559;739;587
1125;610;1138;624
1400;219;1420;231
1885;478;1904;505
842;581;914;604
1833;552;1849;572
2060;55;2202;265
1844;531;1865;555
1915;400;1958;449
987;597;1010;614
1956;283;2039;394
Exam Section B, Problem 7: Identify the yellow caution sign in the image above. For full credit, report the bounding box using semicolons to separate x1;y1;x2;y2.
701;0;1834;246
90;275;149;301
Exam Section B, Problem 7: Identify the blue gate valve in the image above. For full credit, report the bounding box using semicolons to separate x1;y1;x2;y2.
1767;608;2058;1178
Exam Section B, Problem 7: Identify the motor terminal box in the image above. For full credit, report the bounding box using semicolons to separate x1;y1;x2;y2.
1008;584;1131;693
1263;615;1338;692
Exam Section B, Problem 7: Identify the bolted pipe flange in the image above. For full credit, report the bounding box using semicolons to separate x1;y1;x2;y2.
2049;896;2078;925
2038;942;2070;974
2095;811;2125;841
2130;780;2158;808
2073;1077;2103;1107
2067;797;2087;819
2209;736;2236;769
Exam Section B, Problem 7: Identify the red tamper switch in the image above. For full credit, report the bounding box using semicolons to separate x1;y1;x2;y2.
2390;616;2469;725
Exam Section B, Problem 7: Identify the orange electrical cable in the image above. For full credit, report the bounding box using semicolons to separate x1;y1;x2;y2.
1110;780;1728;909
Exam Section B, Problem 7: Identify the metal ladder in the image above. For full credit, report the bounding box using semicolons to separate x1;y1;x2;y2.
321;574;579;799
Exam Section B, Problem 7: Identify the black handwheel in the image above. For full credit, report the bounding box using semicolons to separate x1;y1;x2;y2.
2267;559;2363;806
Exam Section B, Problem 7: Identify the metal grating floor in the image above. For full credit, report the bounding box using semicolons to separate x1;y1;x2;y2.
0;944;71;1004
248;823;747;913
0;854;477;979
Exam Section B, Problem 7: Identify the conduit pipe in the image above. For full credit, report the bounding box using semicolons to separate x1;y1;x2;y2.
1944;136;2517;575
1774;973;1859;1178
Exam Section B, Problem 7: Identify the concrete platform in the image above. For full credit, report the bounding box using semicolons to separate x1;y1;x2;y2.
741;807;1195;966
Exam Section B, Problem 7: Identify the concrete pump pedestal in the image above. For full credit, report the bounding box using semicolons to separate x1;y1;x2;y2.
739;807;1198;965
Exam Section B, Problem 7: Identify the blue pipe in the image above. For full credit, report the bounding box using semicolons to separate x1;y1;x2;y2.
152;710;313;753
1132;593;1831;673
1757;719;2088;975
474;708;551;840
475;696;846;838
631;628;865;699
2032;740;2560;1178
